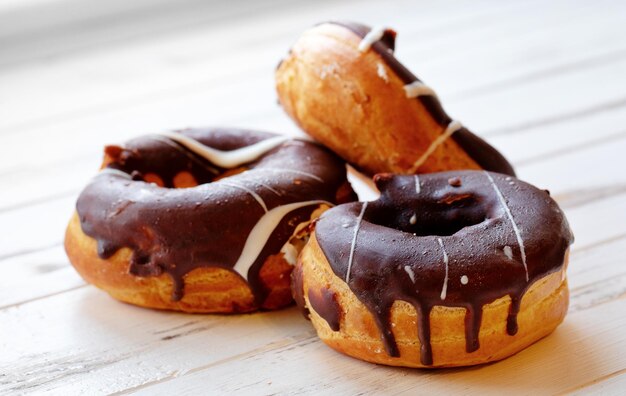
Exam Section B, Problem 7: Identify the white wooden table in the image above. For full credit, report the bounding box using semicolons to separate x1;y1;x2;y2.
1;0;625;394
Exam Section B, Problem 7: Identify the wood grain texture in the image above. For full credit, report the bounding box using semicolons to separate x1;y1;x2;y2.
1;0;625;394
137;300;626;396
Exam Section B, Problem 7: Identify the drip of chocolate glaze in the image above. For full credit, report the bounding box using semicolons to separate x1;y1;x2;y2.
314;171;573;365
327;21;516;176
291;260;310;319
76;128;352;308
308;287;342;331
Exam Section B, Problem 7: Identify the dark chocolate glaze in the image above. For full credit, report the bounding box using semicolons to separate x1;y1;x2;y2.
291;260;310;318
76;128;352;308
327;22;516;177
314;171;573;365
308;287;342;331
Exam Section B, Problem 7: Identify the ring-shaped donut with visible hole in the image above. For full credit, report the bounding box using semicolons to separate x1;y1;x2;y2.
65;128;355;313
294;170;573;367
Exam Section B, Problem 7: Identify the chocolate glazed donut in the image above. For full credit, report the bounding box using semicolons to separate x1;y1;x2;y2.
295;171;573;367
276;22;515;176
65;128;355;313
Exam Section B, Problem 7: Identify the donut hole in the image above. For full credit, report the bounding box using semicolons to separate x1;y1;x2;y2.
212;167;247;182
369;195;488;237
135;167;249;189
409;214;484;237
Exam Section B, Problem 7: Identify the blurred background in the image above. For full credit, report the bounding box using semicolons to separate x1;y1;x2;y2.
2;0;624;202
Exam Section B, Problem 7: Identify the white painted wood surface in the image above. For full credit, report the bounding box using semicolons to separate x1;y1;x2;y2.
1;0;625;394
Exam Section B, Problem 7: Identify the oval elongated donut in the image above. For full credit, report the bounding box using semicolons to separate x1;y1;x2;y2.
65;128;356;313
294;171;573;367
276;22;515;176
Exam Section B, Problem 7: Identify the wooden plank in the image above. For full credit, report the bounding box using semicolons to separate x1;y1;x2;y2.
569;369;626;395
1;55;625;215
1;139;623;391
449;56;626;137
141;299;626;395
0;130;622;259
569;234;626;290
0;234;624;394
0;289;316;394
488;104;626;167
0;0;300;68
2;201;622;316
2;0;623;135
1;180;621;308
0;196;74;260
0;0;528;130
562;192;626;252
1;0;624;394
0;246;84;309
3;101;625;213
1;181;623;313
0;129;623;306
45;297;625;395
2;28;625;177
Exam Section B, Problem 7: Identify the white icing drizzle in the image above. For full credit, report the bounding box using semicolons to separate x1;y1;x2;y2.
404;265;416;283
460;275;469;285
403;81;437;99
280;242;299;266
99;168;132;179
377;62;389;82
503;245;513;260
346;202;369;283
409;213;417;225
220;181;268;213
358;26;387;52
252;168;324;183
484;172;529;282
156;131;289;169
148;135;220;174
409;120;463;173
437;237;449;300
414;174;421;194
232;200;331;278
255;181;282;196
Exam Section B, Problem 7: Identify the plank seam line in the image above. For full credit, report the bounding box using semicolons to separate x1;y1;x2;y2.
0;0;303;71
0;189;79;215
571;232;626;256
0;284;86;311
2;10;623;137
570;283;626;314
515;129;626;167
0;241;62;262
570;271;626;294
483;97;626;137
554;185;626;211
1;187;624;266
451;47;626;103
109;334;317;396
0;0;552;72
556;367;626;395
3;230;621;313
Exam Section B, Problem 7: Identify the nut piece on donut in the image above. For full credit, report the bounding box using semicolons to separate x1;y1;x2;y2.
65;128;356;313
294;171;573;367
276;22;514;176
